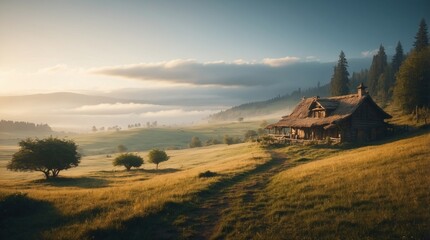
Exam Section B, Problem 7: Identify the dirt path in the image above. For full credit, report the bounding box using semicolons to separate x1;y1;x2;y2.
177;149;292;239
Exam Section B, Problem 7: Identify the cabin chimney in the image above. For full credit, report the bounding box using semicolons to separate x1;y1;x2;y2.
357;83;367;97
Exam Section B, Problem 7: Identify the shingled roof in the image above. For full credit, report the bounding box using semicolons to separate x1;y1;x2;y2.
267;93;391;129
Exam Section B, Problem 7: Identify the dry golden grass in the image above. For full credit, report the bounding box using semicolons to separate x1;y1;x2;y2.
0;143;270;239
216;130;430;239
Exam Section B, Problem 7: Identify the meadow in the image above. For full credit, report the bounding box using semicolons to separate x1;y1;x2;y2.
0;121;429;239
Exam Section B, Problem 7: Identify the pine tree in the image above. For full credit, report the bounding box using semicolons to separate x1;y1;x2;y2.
330;51;349;96
414;18;429;52
391;41;405;75
367;45;388;96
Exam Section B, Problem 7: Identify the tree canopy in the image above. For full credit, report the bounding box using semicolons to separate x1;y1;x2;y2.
394;47;430;113
394;19;430;113
330;51;349;96
7;137;81;179
113;153;143;171
147;149;169;170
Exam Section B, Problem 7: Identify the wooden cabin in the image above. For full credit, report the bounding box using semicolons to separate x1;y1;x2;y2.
266;84;392;142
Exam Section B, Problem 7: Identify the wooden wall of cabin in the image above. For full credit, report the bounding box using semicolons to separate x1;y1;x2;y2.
349;100;388;141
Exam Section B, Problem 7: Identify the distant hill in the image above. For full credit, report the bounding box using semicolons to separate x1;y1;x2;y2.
209;83;331;121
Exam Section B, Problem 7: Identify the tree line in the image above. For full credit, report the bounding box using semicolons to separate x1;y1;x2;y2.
0;120;52;133
330;18;429;116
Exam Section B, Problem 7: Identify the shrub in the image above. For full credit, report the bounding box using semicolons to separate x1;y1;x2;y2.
244;130;258;141
189;136;202;148
7;137;81;179
198;170;217;178
117;144;128;153
205;138;221;146
113;153;143;171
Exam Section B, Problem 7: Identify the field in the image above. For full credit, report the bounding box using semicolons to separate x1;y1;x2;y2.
0;121;263;158
0;122;429;239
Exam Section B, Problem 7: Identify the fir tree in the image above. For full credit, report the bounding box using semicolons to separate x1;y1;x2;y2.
391;41;405;75
330;51;349;96
367;45;388;96
414;18;429;52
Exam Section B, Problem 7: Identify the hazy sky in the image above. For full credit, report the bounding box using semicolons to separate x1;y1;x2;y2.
0;0;429;129
1;0;429;95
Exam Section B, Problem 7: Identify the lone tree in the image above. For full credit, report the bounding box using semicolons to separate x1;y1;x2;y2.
7;137;81;179
330;51;350;96
147;149;169;170
113;153;143;171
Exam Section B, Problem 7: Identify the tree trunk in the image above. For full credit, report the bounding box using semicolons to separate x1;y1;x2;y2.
52;169;60;178
43;171;50;179
156;163;158;170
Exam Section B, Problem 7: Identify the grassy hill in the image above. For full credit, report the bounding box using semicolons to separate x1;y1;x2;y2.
0;127;428;239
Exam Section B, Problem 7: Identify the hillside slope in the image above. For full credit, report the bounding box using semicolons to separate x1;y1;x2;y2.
209;84;330;122
210;131;430;239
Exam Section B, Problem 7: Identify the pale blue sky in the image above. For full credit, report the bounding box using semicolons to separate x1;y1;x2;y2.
1;0;429;71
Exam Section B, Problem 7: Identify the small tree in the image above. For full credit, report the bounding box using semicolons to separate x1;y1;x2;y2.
7;137;81;179
237;117;244;122
113;153;143;171
148;149;169;170
189;136;202;148
117;144;128;153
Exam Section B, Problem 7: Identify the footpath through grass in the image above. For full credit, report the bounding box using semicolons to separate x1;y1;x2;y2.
206;130;430;239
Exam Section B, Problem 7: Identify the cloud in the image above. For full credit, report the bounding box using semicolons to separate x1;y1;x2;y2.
64;102;171;115
262;56;300;66
361;49;378;58
91;57;312;87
